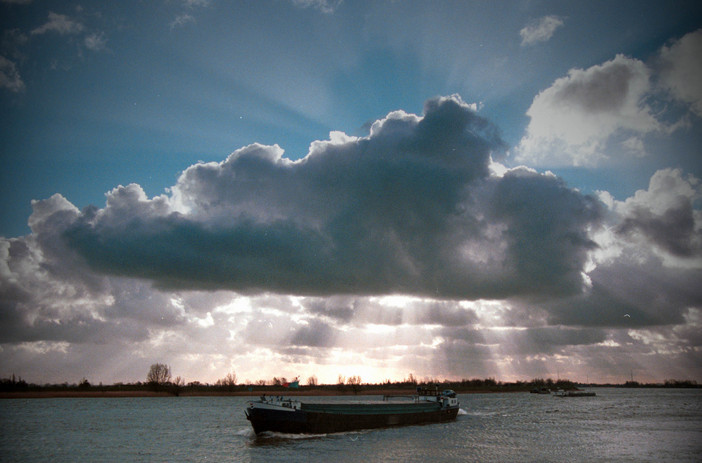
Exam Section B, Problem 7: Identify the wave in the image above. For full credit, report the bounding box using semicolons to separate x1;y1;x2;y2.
257;431;329;440
234;428;255;437
460;409;498;417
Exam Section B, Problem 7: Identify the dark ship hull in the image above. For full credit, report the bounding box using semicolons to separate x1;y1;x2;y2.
246;392;460;435
246;403;458;434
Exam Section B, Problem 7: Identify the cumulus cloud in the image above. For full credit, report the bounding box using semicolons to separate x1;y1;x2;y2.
544;255;702;329
516;54;659;167
47;95;604;301
657;29;702;117
535;169;702;329
615;168;702;259
520;15;564;46
516;30;702;168
31;12;84;36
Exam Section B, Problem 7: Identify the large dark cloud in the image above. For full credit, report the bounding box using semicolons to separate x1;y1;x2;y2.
542;254;702;328
489;168;602;296
616;170;702;259
0;194;187;345
618;203;698;257
48;95;603;300
504;168;702;330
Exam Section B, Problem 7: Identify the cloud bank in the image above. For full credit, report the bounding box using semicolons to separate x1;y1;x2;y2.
1;95;700;384
48;95;599;300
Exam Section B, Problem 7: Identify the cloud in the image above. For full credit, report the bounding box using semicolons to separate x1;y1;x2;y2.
615;168;702;259
301;295;478;327
0;191;200;350
544;259;702;329
516;54;660;167
184;0;211;6
170;14;195;29
0;55;24;92
84;32;107;52
520;15;564;46
31;12;84;36
291;0;343;14
290;319;337;347
441;325;607;357
536;169;702;329
2;95;699;385
657;29;702;117
516;30;702;168
45;95;604;301
170;0;211;29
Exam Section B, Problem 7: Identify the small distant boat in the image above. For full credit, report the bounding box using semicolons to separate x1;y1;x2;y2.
245;388;460;435
553;389;596;397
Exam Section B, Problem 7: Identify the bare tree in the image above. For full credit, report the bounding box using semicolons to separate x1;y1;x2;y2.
337;374;346;392
347;375;362;394
147;363;171;391
216;371;238;392
307;375;318;387
172;376;185;396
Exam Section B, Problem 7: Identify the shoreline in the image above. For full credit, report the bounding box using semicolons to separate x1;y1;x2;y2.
0;388;511;399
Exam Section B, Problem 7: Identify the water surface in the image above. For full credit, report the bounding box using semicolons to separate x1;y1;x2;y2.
1;388;700;462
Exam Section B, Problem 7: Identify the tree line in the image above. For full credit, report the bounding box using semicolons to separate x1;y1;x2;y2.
2;367;700;394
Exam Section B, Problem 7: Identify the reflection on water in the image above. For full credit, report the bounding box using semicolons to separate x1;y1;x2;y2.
1;389;700;462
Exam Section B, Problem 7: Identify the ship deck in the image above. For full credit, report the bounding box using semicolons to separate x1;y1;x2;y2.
300;401;441;415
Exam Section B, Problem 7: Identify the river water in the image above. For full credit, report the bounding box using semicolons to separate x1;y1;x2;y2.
1;388;700;462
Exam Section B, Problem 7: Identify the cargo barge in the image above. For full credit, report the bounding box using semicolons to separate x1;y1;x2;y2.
245;388;460;435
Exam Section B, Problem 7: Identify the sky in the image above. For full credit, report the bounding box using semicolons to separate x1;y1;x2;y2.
1;0;701;386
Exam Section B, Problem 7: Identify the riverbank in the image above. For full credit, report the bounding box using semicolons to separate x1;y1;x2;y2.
5;379;692;399
0;387;514;399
